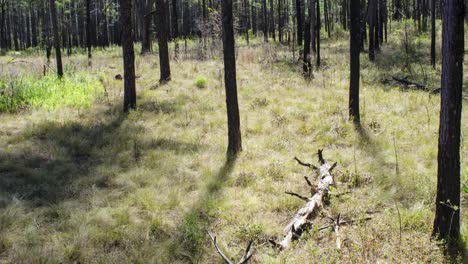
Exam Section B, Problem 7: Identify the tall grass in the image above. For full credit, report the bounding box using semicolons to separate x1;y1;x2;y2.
0;73;103;112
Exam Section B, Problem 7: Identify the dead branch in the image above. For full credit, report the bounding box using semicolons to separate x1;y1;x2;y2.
207;230;254;264
271;149;337;249
304;176;313;187
391;76;426;90
285;191;310;202
294;157;318;170
334;214;341;250
317;216;372;231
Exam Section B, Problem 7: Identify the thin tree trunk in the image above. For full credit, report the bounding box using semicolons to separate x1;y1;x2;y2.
303;0;311;76
120;0;137;112
349;0;360;124
221;0;242;155
86;0;92;66
156;0;171;82
270;0;276;41
316;0;320;67
368;0;375;61
262;0;269;42
430;0;435;68
295;0;303;45
49;0;63;77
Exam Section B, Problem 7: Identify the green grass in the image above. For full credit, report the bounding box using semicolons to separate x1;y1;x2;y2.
194;75;208;88
0;73;103;112
0;21;466;263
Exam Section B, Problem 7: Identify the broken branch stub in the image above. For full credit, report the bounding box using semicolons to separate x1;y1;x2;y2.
207;230;254;264
272;150;337;249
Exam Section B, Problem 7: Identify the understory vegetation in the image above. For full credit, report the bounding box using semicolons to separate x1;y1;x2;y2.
0;22;466;263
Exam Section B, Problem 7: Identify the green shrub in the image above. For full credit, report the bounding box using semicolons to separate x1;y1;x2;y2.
0;73;103;112
194;75;207;88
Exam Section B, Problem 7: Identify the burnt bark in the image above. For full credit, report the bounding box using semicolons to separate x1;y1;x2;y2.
156;0;171;82
295;0;303;45
432;0;464;250
349;0;360;124
221;0;242;155
120;0;137;112
49;0;63;77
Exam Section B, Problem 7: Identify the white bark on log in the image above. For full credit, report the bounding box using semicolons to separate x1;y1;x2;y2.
273;150;336;249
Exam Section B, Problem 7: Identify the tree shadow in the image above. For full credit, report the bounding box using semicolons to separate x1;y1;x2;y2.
0;105;201;209
172;154;238;262
0;108;127;208
354;123;395;186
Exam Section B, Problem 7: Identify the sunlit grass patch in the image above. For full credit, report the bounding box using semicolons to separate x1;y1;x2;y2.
0;73;103;112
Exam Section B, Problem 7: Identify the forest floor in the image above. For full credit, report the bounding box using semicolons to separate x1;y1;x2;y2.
0;23;467;263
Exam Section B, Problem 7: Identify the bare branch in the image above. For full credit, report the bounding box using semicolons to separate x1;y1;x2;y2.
207;231;234;264
317;217;372;231
329;162;337;172
285;191;310;201
238;240;254;264
304;176;313;187
318;149;325;165
294;157;318;170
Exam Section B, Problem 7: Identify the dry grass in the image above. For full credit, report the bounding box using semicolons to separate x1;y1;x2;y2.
0;21;466;263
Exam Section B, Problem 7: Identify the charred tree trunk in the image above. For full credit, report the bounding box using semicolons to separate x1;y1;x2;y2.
262;0;269;42
141;0;153;54
311;0;315;52
172;0;179;56
49;0;63;77
270;0;276;41
349;0;360;124
432;0;464;250
430;0;435;68
316;0;320;67
86;0;92;66
156;0;171;83
368;0;375;61
303;0;312;77
120;0;137;112
221;0;242;155
295;0;303;45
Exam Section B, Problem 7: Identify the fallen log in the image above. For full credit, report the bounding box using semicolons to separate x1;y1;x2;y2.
270;149;337;249
391;76;427;90
207;230;254;264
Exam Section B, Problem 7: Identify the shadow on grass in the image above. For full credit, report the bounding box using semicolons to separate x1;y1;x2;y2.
355;124;395;183
171;154;238;262
0;105;201;209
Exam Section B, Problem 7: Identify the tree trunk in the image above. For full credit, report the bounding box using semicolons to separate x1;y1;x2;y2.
432;0;463;250
303;0;311;76
262;0;269;42
221;0;242;155
120;0;137;112
311;0;315;52
349;0;360;124
172;0;180;56
296;0;303;45
316;0;320;67
156;0;171;83
430;0;435;68
270;0;276;41
86;0;92;65
368;0;375;61
49;0;63;77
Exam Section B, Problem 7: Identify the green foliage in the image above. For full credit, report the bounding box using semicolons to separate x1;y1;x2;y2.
194;75;208;88
234;223;264;241
177;211;205;255
0;73;103;112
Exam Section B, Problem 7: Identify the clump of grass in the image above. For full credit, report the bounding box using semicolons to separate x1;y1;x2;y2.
194;75;208;88
0;73;103;112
